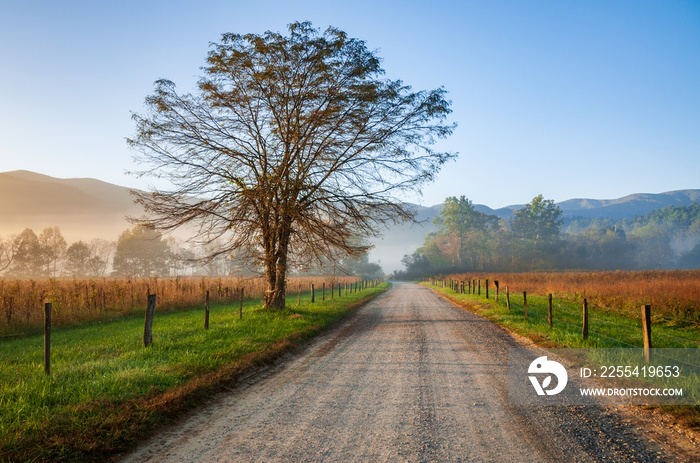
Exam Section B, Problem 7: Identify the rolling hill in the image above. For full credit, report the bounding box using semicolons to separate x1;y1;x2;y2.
0;170;144;243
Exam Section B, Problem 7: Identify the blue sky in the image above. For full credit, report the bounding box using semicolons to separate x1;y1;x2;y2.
1;0;698;208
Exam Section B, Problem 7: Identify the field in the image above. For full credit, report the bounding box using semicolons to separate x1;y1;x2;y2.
0;280;389;462
0;275;362;336
434;269;700;323
424;270;700;348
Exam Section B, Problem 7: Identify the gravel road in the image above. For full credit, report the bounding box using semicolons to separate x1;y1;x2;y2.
121;282;696;462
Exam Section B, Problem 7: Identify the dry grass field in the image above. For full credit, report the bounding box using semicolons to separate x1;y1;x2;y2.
0;275;362;335
438;270;700;323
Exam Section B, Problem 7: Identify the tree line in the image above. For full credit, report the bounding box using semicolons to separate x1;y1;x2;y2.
393;196;700;279
0;225;171;279
0;224;383;280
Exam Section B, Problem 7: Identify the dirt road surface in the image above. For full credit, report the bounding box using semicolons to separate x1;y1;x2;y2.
121;282;697;462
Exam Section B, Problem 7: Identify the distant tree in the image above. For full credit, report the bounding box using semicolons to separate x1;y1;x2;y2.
39;226;67;277
10;228;47;278
87;239;113;277
64;241;91;277
434;196;499;268
165;237;194;276
398;250;433;279
339;253;384;280
0;235;18;275
630;203;700;229
511;195;563;247
567;226;636;270
508;195;563;269
112;225;172;278
434;196;476;266
631;224;675;269
128;21;455;309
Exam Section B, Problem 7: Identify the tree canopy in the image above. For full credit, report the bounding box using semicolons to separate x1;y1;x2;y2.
112;226;172;278
128;21;456;308
510;194;563;247
433;196;499;266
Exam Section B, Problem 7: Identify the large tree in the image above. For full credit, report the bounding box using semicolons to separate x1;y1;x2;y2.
128;22;455;309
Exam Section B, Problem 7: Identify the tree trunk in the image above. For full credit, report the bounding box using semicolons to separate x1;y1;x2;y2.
263;223;290;310
264;256;287;309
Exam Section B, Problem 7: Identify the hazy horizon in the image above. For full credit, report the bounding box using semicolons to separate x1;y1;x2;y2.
2;169;698;274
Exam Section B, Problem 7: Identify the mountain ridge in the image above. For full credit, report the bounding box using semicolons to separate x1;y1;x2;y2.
0;170;144;243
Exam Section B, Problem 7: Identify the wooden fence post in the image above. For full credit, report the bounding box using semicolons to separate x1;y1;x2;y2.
478;280;481;296
494;281;499;303
582;298;588;340
642;305;652;363
485;280;489;299
44;302;51;375
506;286;510;311
468;280;471;294
331;282;334;299
311;284;315;303
204;290;210;330
144;294;156;347
322;282;326;301
523;291;528;321
548;294;553;328
297;284;301;306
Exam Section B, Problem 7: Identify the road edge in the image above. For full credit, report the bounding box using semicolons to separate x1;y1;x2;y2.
110;282;393;462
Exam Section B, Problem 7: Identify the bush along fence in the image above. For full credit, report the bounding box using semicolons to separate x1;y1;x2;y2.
34;277;383;376
425;277;700;360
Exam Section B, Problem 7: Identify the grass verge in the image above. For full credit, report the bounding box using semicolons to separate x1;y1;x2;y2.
0;282;390;462
423;282;700;429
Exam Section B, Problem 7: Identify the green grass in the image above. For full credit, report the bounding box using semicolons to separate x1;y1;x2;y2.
0;283;390;462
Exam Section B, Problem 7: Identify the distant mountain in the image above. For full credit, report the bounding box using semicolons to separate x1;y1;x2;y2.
0;170;144;242
556;190;700;219
459;190;700;220
1;170;697;273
